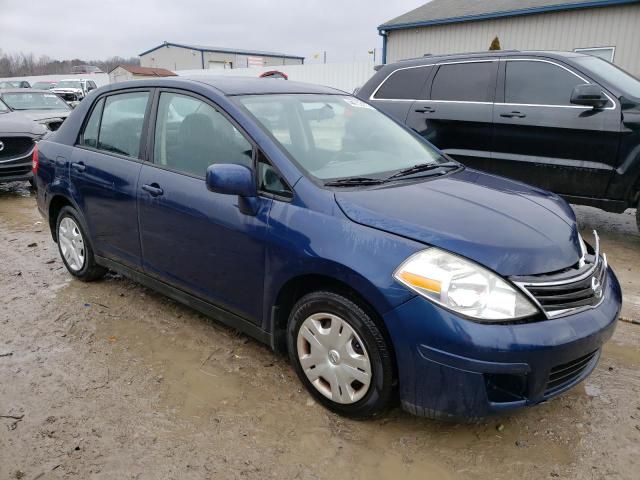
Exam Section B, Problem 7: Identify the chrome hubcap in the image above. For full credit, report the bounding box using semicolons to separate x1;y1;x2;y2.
297;312;372;404
58;217;85;272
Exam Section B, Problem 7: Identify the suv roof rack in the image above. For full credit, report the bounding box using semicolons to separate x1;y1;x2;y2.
395;49;521;63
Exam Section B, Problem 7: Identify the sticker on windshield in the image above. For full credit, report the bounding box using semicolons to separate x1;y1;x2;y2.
343;97;373;109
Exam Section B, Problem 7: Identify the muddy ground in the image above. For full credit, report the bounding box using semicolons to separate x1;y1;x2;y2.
0;182;639;480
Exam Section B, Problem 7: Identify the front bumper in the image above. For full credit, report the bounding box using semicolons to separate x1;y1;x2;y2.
0;150;34;183
384;267;621;420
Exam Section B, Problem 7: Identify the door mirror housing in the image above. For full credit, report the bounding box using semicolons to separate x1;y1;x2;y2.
570;84;608;109
206;164;256;198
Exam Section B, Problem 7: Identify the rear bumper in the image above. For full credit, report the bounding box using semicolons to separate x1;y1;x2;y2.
384;267;621;420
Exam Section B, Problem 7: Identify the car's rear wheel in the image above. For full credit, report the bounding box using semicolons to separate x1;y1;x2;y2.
636;200;640;232
56;206;107;281
287;291;394;418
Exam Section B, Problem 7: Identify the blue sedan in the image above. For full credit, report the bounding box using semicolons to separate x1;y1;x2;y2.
33;77;621;420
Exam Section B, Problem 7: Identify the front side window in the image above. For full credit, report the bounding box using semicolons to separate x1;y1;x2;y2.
505;61;584;106
0;92;70;111
431;62;496;102
238;94;446;181
97;91;149;158
374;66;432;100
153;92;252;177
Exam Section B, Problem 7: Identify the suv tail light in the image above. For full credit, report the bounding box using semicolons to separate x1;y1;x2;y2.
32;143;39;174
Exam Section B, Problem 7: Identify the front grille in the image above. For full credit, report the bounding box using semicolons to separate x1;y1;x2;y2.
513;231;607;318
545;350;598;395
0;136;34;160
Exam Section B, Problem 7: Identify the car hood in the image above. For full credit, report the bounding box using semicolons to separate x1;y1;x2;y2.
334;169;581;276
0;112;47;135
16;110;71;122
51;88;82;93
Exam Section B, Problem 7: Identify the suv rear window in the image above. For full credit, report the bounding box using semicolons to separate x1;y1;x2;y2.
373;66;432;100
431;62;496;102
505;60;584;106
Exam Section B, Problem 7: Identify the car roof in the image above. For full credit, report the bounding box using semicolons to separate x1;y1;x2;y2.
385;50;586;68
184;76;345;95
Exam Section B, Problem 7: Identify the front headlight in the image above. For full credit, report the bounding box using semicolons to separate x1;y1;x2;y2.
394;248;539;322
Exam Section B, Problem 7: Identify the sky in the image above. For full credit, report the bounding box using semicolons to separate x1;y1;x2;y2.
0;0;427;63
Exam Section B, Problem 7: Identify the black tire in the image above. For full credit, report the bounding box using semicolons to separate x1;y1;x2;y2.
636;202;640;232
28;177;36;190
55;206;107;282
287;291;395;419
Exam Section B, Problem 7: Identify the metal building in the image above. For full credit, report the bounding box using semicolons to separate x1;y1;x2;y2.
139;42;304;71
379;0;640;75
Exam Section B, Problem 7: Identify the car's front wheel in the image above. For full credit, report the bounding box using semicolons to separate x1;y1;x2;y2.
56;206;107;281
287;291;395;418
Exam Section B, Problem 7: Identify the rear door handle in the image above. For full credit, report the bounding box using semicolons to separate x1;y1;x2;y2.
500;111;527;118
71;161;86;172
142;183;164;197
415;106;435;113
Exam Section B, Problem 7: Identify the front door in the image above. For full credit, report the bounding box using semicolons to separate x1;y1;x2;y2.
406;60;498;166
491;58;621;197
137;91;271;323
70;90;151;267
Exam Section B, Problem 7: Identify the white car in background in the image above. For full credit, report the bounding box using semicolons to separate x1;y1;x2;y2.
51;79;98;106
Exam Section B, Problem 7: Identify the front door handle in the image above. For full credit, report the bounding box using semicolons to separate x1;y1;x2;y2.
415;106;435;114
500;111;527;119
71;161;86;172
142;183;164;196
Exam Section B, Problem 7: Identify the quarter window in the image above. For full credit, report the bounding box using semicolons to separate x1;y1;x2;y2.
505;61;584;106
81;98;104;148
153;92;252;177
431;62;496;102
374;66;432;100
97;92;150;158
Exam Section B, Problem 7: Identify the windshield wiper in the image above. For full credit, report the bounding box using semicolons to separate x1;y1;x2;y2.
385;162;459;181
324;177;386;187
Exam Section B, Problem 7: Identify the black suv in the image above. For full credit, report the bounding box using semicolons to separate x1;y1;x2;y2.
357;51;640;227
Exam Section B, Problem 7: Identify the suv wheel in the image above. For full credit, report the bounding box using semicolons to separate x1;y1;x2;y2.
287;291;394;418
56;206;107;281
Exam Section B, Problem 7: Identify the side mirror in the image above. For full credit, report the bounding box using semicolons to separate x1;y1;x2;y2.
570;84;608;109
206;164;256;197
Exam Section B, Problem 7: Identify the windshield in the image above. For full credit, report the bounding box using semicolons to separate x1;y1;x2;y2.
574;56;640;99
1;92;70;110
0;99;9;113
32;82;56;90
237;94;446;181
56;80;82;89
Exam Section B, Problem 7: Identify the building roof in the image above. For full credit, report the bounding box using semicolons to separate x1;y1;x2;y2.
139;42;305;60
110;65;177;77
379;0;640;31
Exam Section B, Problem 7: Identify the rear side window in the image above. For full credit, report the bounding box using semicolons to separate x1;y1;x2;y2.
81;98;104;148
431;62;496;102
505;61;584;106
97;92;150;158
153;92;252;177
374;66;431;100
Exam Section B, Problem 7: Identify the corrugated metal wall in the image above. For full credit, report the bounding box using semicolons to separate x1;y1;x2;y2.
386;4;640;75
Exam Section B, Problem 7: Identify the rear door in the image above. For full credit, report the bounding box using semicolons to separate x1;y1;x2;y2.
491;58;620;196
137;90;271;324
70;90;151;267
406;60;497;166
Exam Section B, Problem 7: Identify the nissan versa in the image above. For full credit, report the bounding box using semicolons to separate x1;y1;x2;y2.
34;77;621;420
